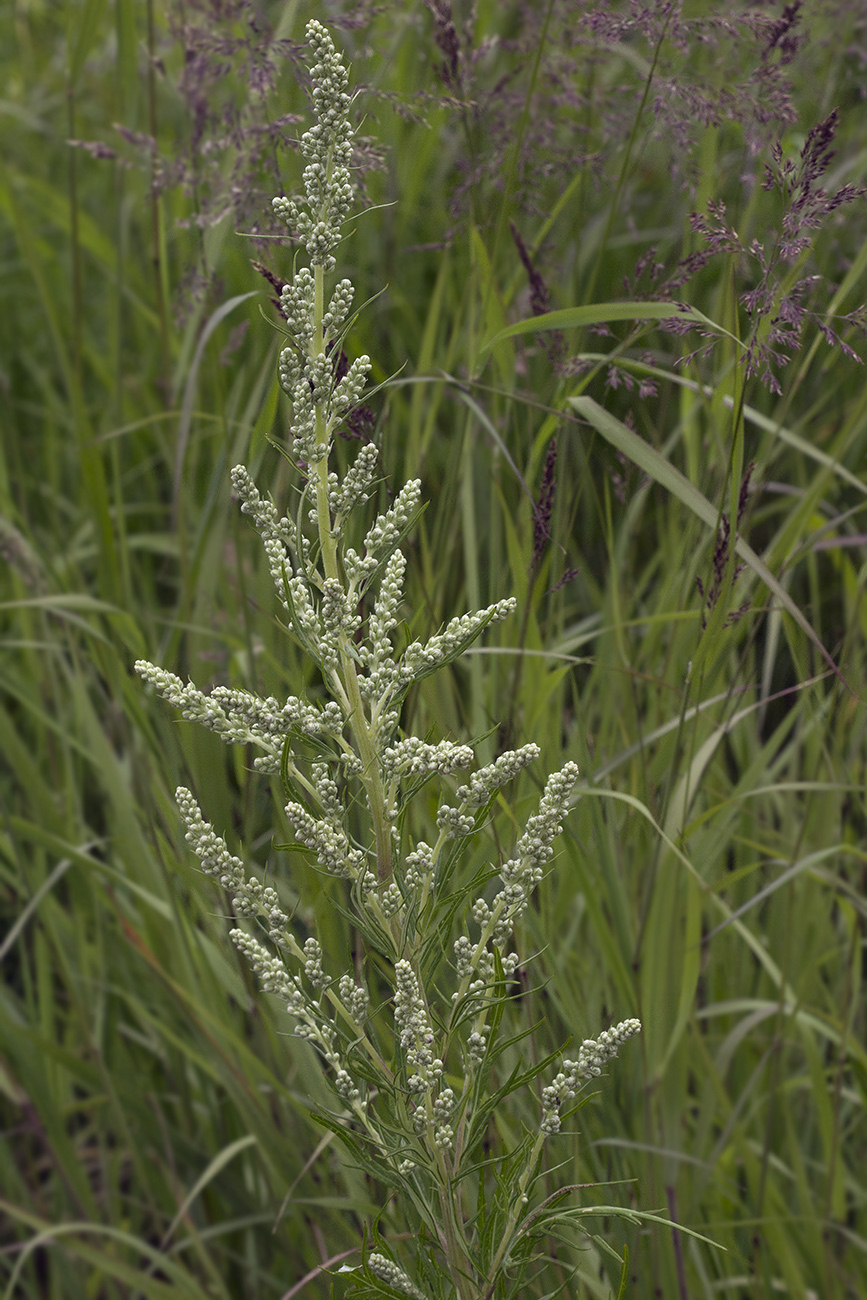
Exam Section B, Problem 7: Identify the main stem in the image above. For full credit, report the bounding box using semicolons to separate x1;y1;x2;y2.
437;1182;477;1300
311;261;394;885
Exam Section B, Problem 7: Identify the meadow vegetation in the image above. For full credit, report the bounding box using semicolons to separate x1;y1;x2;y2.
1;2;866;1297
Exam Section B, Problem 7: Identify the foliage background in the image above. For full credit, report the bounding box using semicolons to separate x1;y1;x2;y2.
1;1;866;1297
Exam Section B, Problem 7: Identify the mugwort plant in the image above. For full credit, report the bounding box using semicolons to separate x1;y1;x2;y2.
136;21;640;1298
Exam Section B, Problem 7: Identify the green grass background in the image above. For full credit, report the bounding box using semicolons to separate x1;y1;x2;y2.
1;1;866;1297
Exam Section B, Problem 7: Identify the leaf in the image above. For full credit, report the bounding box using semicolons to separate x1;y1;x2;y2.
570;394;844;682
0;1201;214;1300
159;1134;259;1249
67;0;108;87
477;301;732;369
173;292;260;522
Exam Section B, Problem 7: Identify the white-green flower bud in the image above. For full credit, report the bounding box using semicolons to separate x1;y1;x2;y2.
338;974;369;1023
436;805;475;839
368;1253;427;1300
378;880;404;919
399;598;517;687
323;278;354;335
332;442;380;520
382;738;474;782
455;744;541;806
394;959;441;1093
334;1068;360;1104
332;354;371;415
363;479;422;561
541;1019;641;1135
302;936;326;988
404;840;435;893
285;802;365;879
453;935;474;979
466;1027;488;1065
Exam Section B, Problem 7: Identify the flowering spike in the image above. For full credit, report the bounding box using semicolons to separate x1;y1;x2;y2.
134;23;641;1299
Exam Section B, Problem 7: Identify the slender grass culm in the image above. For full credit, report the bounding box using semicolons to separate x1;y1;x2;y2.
136;21;641;1299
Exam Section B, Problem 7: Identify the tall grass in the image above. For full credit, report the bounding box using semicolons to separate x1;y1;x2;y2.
1;1;865;1297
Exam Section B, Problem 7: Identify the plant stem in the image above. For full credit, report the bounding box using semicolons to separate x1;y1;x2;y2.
312;261;394;885
436;1181;477;1300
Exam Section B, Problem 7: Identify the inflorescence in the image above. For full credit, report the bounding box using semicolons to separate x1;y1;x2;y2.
135;17;640;1292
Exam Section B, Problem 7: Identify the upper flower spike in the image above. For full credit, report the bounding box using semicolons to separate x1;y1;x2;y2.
272;19;355;270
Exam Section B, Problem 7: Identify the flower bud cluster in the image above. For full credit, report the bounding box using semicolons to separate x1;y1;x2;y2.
279;268;316;351
367;1255;427;1300
486;763;579;944
540;1019;642;1135
261;536;294;612
363;480;422;559
343;479;422;588
175;787;287;935
334;1068;360;1104
134;664;343;758
453;935;474;980
436;805;476;840
272;19;354;273
398;598;517;688
232;930;339;1059
230;929;294;1002
231;464;296;551
394;959;442;1094
285;569;326;647
500;761;580;888
301;936;327;988
432;1087;456;1151
331;441;379;522
137;27;643;1284
382;738;474;782
334;354;372;416
357;549;405;701
376;880;404;919
449;763;579;1042
284;801;365;880
269;20;370;466
338;973;370;1024
403;841;435;893
466;1027;489;1066
231;929;372;1112
572;1018;643;1078
454;743;540;806
319;577;361;672
284;378;324;463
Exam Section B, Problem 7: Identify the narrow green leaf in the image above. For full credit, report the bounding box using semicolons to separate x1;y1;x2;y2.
477;301;732;368
570;394;843;681
67;0;107;86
